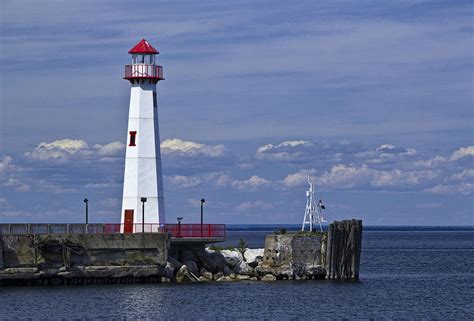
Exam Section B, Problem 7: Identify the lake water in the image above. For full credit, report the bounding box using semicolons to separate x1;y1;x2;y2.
0;226;473;319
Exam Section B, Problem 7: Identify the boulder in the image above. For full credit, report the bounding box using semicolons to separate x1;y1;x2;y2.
184;261;199;277
198;276;212;282
244;248;264;267
235;274;251;281
216;275;233;282
305;265;326;279
175;265;195;283
213;272;224;280
233;260;254;276
220;250;243;268
261;274;276;281
201;271;213;280
164;261;175;279
197;250;227;273
223;266;233;276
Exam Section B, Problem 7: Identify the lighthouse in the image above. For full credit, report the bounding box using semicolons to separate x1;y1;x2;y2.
121;39;165;232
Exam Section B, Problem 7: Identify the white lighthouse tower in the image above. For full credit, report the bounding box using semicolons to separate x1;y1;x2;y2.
121;39;165;233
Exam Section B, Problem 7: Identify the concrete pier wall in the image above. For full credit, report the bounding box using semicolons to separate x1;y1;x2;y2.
0;233;169;286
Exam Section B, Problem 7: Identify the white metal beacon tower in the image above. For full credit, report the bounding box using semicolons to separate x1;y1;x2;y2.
121;39;165;233
301;177;327;232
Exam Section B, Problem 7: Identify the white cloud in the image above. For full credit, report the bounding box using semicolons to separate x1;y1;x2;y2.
282;169;317;187
2;178;30;192
448;169;474;181
283;165;437;189
161;138;225;157
256;140;311;161
356;144;416;163
449;146;474;161
235;200;274;211
425;182;473;195
0;156;13;175
166;171;231;189
25;139;124;161
167;175;203;188
232;175;271;191
414;146;474;168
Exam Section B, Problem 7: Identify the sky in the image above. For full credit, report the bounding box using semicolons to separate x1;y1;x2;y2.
0;0;473;226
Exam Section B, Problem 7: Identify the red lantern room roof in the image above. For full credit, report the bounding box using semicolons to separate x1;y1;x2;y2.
128;39;159;54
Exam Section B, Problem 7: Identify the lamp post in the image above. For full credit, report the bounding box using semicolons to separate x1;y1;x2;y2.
83;198;89;224
141;197;147;233
177;217;183;237
200;198;205;237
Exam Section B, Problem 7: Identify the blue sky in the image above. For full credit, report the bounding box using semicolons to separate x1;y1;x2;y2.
0;0;472;225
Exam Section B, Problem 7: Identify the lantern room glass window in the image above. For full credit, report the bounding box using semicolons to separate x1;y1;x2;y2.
132;54;155;64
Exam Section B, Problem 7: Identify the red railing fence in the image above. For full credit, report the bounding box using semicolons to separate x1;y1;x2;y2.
0;223;225;238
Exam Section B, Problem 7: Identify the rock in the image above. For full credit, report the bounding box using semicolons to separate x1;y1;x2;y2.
250;277;258;281
216;275;233;282
233;260;254;276
261;274;276;281
223;266;233;276
244;248;264;267
235;274;251;281
197;250;227;273
161;277;171;283
305;265;326;278
175;265;195;283
164;261;175;279
184;261;199;277
213;272;224;280
201;271;213;280
200;267;209;275
220;250;243;268
198;276;212;282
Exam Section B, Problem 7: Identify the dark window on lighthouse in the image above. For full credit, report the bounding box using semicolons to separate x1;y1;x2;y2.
153;92;157;108
129;131;137;146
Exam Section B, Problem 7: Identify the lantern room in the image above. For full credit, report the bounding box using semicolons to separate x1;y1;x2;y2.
124;39;164;82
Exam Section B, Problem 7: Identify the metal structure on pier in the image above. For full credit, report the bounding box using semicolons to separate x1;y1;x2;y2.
301;177;327;232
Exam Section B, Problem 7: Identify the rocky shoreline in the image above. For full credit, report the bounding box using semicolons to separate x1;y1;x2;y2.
171;247;326;283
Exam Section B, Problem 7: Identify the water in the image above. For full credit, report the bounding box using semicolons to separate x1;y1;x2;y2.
1;226;473;319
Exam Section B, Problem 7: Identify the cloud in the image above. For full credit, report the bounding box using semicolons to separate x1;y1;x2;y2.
2;178;30;192
448;169;474;181
449;146;474;161
24;139;124;161
232;175;271;191
282;169;317;187
161;138;225;157
166;171;231;189
317;164;437;189
0;156;13;175
235;200;274;212
425;183;473;195
256;140;311;161
356;144;416;163
415;146;474;168
0;156;30;192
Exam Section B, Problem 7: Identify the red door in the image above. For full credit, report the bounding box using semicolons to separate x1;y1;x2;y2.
124;210;134;233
